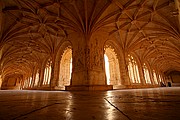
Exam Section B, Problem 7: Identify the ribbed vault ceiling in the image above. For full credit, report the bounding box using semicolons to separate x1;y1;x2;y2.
0;0;180;79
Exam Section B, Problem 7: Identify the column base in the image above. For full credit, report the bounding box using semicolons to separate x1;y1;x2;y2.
65;85;113;91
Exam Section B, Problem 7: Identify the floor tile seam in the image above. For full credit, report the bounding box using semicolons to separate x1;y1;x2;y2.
104;97;132;120
11;102;62;120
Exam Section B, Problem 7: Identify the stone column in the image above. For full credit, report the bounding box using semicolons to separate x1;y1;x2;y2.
31;65;36;88
54;61;60;86
38;61;45;87
66;34;112;90
149;69;155;85
38;68;42;87
49;55;57;90
87;39;106;85
115;59;121;85
70;37;87;86
119;52;131;86
50;59;60;89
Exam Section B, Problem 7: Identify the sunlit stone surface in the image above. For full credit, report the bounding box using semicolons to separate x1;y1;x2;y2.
0;87;180;120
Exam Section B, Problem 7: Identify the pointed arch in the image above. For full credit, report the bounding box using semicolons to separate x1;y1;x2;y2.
59;47;72;86
43;59;52;86
127;54;141;84
55;40;73;88
104;40;122;86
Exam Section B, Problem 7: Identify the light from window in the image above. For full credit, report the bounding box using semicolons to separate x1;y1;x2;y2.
159;75;162;82
153;70;158;84
70;58;72;80
104;54;110;85
143;63;151;84
43;60;52;85
34;72;39;86
59;48;72;86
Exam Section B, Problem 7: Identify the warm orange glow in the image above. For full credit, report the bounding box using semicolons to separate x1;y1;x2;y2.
104;54;110;85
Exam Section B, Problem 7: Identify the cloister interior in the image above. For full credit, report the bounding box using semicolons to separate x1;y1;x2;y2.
0;0;180;91
0;0;180;119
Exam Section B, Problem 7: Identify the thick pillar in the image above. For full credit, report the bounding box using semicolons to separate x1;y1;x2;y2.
66;34;112;90
55;60;60;86
50;60;62;90
49;56;57;90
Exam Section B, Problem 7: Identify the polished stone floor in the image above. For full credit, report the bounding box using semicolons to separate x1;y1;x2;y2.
0;87;180;120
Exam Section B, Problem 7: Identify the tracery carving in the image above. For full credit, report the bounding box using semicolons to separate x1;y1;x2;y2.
59;47;72;86
104;44;121;85
73;45;84;71
89;39;104;70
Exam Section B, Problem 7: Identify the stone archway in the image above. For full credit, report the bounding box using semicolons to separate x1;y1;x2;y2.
59;47;72;86
104;46;121;85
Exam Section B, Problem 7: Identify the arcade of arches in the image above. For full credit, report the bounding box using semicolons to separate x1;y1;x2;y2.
0;0;180;91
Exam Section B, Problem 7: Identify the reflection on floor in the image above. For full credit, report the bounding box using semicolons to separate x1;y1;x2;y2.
0;87;180;120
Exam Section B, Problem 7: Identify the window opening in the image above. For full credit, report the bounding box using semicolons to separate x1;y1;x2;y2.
143;63;151;84
43;60;52;85
153;70;158;84
59;47;72;86
104;46;121;85
128;55;140;83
